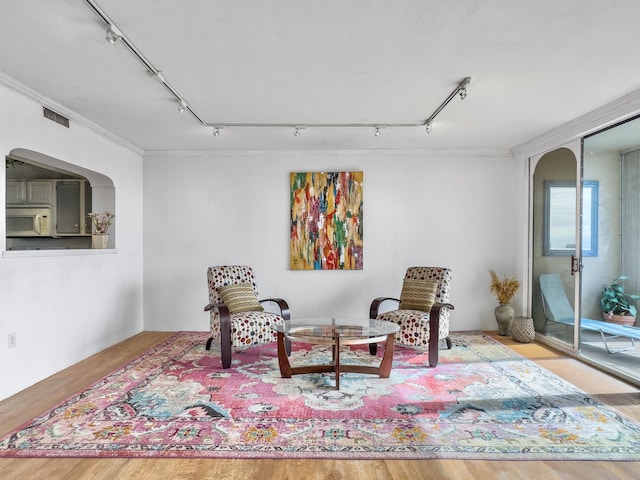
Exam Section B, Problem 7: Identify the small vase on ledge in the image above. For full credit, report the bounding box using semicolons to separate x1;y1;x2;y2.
92;233;109;249
494;303;515;336
88;212;114;250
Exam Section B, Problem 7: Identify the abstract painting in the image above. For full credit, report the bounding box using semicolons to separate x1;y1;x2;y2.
290;171;363;270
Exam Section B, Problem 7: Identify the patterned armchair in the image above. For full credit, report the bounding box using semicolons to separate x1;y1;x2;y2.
369;266;454;367
204;265;291;368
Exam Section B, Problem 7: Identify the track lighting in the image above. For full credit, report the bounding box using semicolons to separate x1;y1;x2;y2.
89;0;472;137
425;121;433;134
105;24;121;46
153;71;167;83
424;77;471;133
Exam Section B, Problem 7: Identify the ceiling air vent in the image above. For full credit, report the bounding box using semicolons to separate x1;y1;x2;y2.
43;107;70;128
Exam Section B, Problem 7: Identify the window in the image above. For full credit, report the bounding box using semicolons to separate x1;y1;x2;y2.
543;180;598;256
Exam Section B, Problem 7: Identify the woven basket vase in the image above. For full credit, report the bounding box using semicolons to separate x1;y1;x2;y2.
511;316;535;343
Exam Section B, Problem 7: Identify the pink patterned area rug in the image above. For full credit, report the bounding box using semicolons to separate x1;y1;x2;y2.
1;331;640;460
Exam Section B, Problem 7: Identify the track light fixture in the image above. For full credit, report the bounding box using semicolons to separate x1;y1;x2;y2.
88;0;472;138
153;71;167;83
423;77;471;133
88;0;209;125
105;24;121;46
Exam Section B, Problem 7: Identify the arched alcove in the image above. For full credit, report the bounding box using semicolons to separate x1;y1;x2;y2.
5;148;116;250
531;147;578;345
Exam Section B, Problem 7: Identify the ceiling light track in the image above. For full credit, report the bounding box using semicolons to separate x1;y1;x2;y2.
85;0;469;136
204;122;419;128
424;77;471;133
85;0;206;126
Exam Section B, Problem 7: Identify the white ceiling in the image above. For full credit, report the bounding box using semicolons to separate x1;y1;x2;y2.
2;0;640;152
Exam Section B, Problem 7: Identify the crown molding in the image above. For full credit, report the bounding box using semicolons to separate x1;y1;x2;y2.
512;88;640;159
0;71;144;156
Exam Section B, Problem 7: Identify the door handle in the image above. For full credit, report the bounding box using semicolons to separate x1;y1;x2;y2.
570;255;581;275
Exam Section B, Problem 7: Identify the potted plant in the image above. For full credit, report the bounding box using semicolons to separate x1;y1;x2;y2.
489;270;520;335
88;211;115;249
600;275;639;326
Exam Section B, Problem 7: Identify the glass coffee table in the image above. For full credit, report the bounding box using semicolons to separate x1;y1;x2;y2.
271;317;400;389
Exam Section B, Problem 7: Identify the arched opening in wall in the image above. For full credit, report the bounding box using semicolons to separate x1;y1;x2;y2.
531;147;578;353
5;148;115;251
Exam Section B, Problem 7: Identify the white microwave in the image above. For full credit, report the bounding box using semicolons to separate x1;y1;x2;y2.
6;207;52;236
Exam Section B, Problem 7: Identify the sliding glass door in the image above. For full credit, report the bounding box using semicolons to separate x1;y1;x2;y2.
579;118;640;384
531;117;640;385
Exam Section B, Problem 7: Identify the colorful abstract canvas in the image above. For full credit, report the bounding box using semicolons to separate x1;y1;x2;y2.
290;171;363;270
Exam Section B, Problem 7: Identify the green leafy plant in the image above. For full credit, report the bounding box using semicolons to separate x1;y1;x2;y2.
600;275;640;317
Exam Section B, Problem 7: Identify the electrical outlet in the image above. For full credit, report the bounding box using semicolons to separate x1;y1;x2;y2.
8;332;16;349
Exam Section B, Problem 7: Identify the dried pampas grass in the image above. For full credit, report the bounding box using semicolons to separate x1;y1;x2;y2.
489;270;520;304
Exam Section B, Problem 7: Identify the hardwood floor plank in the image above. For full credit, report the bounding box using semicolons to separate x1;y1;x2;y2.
1;331;639;479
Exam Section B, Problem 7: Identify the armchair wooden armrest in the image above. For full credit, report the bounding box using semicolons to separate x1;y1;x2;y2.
428;302;454;366
259;297;291;320
260;298;291;356
204;302;225;313
204;302;232;367
369;297;400;319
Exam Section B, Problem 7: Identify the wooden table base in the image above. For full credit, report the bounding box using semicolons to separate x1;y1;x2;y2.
276;331;396;389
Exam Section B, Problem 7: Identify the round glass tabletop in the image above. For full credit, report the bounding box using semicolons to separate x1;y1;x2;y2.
271;317;400;339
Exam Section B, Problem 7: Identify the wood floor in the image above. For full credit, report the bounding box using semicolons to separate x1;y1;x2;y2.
1;331;639;480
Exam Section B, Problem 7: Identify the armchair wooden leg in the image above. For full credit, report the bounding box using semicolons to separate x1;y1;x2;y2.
428;308;439;367
369;342;378;355
220;338;232;369
220;316;232;369
205;337;213;350
445;336;452;350
427;303;454;367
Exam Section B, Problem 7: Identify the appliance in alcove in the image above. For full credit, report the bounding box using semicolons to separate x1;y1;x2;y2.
6;207;52;236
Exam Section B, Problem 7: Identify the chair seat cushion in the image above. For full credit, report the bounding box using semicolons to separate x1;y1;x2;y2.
219;284;264;313
378;309;448;347
230;311;285;346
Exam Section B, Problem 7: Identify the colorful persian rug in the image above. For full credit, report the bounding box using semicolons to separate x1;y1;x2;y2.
1;331;640;460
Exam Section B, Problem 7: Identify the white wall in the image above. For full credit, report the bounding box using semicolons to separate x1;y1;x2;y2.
143;150;524;335
0;83;145;401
